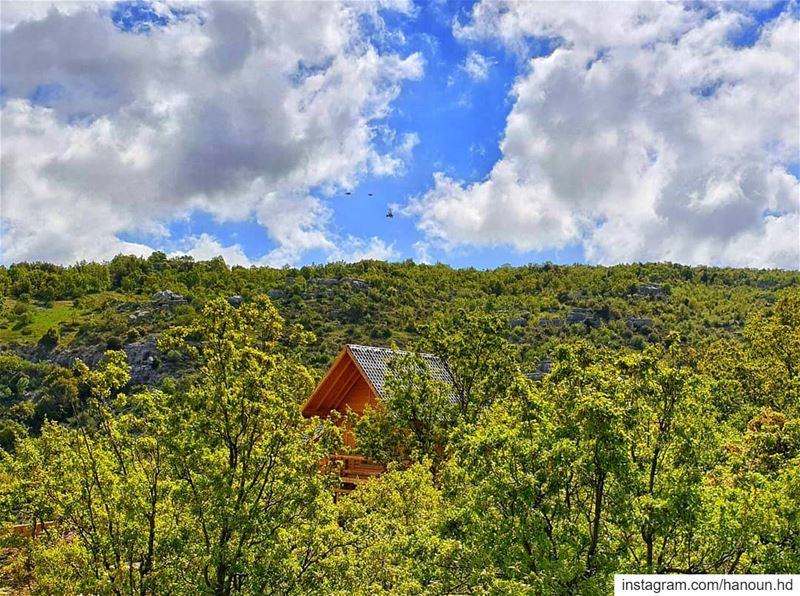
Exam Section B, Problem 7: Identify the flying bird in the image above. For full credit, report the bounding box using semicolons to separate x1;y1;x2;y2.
386;209;394;219
368;193;373;196
344;191;352;196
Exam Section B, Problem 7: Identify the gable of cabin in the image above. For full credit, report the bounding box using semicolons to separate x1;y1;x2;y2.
302;344;456;420
301;346;380;420
302;344;454;492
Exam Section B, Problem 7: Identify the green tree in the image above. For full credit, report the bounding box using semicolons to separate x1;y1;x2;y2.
159;296;340;595
2;352;179;595
354;351;455;471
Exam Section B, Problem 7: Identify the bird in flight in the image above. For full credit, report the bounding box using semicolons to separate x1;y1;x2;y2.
386;209;394;219
368;193;373;197
344;191;352;196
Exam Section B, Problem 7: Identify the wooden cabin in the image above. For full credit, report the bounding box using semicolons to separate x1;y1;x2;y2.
302;344;453;491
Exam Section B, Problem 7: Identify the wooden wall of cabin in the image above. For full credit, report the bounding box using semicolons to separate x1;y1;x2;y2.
334;374;377;448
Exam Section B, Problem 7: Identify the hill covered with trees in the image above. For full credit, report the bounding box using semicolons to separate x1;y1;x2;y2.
0;256;798;593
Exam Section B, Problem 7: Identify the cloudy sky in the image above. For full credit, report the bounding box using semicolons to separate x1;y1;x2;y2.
1;0;798;269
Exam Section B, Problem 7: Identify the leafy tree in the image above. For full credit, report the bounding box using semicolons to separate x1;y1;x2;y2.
420;310;519;423
158;296;341;595
322;463;466;595
354;351;455;471
2;352;179;594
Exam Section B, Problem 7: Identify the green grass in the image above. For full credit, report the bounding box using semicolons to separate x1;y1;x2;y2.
0;299;82;345
0;292;146;346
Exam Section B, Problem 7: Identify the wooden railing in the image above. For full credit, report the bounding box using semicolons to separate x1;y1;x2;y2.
331;454;384;494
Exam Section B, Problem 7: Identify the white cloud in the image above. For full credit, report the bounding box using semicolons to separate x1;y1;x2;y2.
461;50;494;81
413;240;433;264
175;234;253;268
329;236;398;263
408;2;800;268
0;1;422;265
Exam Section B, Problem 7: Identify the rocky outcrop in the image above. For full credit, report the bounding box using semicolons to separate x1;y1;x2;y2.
638;283;669;297
341;277;369;289
539;317;565;328
309;278;338;287
566;308;596;325
625;316;654;331
309;277;369;290
509;317;528;328
227;295;245;307
527;357;553;381
16;335;179;388
128;309;151;322
152;290;188;307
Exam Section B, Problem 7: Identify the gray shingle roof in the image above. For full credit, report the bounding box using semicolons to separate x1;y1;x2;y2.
346;344;456;402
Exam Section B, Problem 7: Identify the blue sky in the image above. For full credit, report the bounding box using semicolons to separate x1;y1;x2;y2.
122;0;565;268
1;1;798;269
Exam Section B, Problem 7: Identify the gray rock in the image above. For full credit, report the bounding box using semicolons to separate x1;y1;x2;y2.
266;289;285;299
152;290;187;306
227;295;245;307
638;283;669;297
566;308;595;324
509;317;528;328
341;277;369;289
538;317;565;328
625;316;654;331
17;335;180;387
309;278;338;287
527;357;553;381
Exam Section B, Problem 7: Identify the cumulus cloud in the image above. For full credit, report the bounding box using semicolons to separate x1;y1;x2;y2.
1;1;422;265
461;50;495;81
175;234;253;268
407;2;800;268
329;235;398;263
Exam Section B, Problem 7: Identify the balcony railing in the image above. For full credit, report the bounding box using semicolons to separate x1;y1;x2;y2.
331;454;384;493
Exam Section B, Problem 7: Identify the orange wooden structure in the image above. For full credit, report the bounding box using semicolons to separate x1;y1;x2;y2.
302;345;382;437
302;345;387;490
302;344;453;492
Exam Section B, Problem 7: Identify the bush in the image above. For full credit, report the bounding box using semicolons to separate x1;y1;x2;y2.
38;327;60;351
165;349;183;363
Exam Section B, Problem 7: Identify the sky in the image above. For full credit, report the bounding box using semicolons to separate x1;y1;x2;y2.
1;0;798;270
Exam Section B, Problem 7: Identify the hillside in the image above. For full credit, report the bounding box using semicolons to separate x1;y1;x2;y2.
1;256;799;593
1;256;797;448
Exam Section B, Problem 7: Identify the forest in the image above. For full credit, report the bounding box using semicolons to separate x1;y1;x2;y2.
0;255;798;594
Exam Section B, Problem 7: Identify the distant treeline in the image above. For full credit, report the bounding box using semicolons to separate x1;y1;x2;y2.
2;253;798;303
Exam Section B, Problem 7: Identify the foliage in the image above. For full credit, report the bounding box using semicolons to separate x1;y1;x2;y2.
0;260;798;594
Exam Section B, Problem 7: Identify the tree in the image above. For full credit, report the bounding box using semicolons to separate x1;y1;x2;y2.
2;296;343;595
2;351;179;595
159;296;341;595
354;351;455;471
321;463;467;595
617;345;717;573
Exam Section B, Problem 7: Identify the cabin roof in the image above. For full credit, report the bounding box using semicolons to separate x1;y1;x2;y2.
346;344;454;399
302;344;456;417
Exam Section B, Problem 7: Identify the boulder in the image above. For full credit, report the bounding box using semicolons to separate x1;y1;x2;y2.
638;283;669;297
128;309;150;322
309;278;338;287
341;277;369;289
152;290;187;306
527;357;553;380
624;316;654;331
566;308;595;325
538;317;565;328
227;295;245;307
